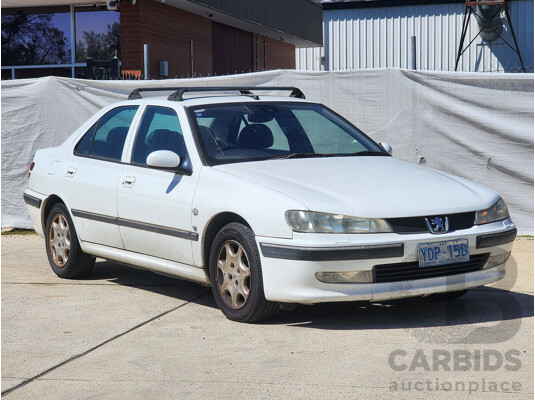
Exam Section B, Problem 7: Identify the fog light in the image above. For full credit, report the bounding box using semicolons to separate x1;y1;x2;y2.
316;270;373;283
483;252;511;269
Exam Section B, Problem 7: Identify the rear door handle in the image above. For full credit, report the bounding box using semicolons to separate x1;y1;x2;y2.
66;167;77;178
121;176;136;188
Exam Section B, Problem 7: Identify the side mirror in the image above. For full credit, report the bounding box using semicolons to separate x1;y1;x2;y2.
146;150;181;169
379;142;393;155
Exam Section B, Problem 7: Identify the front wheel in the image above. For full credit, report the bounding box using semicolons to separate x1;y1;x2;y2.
45;203;95;279
209;223;278;323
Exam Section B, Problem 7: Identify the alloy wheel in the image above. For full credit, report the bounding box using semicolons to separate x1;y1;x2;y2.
216;240;251;309
48;214;71;267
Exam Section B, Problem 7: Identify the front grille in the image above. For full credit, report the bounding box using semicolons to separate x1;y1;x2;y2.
386;212;475;234
373;253;489;283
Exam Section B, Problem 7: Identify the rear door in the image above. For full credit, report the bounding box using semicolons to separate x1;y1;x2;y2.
117;105;199;264
64;105;139;248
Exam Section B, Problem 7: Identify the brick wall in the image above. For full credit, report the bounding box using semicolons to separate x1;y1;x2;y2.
212;22;253;76
252;36;295;71
120;0;295;78
121;0;212;78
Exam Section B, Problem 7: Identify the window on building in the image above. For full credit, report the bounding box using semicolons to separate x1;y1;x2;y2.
1;8;71;67
1;6;120;80
75;7;120;63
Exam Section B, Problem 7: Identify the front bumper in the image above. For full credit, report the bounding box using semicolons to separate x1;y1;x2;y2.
257;219;516;303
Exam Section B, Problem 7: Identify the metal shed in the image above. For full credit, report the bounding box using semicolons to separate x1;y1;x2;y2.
297;0;534;72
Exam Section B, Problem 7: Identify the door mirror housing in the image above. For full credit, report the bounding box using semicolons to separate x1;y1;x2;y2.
146;150;193;175
146;150;181;169
379;142;393;155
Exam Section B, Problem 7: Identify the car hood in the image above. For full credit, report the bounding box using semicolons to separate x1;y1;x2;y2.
214;156;499;218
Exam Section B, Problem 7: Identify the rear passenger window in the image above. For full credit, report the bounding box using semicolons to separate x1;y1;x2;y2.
75;123;96;156
74;106;139;161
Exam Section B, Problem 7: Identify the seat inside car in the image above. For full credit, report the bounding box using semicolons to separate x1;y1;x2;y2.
105;126;129;159
148;129;185;156
237;124;274;149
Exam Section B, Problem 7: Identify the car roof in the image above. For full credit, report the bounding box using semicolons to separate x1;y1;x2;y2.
178;95;310;107
123;94;311;109
122;86;311;108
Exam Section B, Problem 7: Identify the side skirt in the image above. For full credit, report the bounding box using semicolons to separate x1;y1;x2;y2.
81;241;210;285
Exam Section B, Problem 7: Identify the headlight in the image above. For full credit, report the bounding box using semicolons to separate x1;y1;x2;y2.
285;210;393;234
474;198;510;225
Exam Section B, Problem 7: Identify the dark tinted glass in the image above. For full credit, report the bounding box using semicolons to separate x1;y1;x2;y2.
74;123;96;155
132;106;184;165
74;8;120;63
1;12;71;66
74;106;138;161
190;102;384;164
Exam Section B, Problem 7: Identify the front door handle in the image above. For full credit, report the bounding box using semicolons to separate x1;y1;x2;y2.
121;176;136;188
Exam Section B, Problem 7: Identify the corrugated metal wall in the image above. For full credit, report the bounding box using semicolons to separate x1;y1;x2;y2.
296;0;533;72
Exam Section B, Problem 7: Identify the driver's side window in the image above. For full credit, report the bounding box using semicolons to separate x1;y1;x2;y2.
131;106;185;165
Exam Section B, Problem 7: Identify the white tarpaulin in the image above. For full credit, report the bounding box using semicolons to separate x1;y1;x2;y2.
2;69;533;233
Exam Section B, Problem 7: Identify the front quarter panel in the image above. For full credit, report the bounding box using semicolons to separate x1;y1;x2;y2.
191;167;307;266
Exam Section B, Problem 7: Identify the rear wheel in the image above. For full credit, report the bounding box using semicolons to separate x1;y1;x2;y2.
209;223;278;323
45;203;95;278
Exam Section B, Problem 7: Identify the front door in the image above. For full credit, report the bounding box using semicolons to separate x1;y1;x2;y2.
117;105;198;265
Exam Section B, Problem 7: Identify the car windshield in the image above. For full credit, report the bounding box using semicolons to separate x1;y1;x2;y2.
188;102;388;165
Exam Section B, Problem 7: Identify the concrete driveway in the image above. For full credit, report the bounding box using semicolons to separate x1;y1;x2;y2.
2;234;533;399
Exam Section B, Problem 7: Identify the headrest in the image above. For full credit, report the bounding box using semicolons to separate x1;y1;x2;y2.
236;124;274;149
149;129;185;155
107;126;129;145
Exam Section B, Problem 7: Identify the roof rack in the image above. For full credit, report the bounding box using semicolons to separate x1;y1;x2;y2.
127;86;305;101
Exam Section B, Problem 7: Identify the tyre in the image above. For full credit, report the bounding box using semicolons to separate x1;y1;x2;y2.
209;223;278;323
45;203;95;279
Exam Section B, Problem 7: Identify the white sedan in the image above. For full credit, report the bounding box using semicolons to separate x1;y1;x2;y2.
24;86;517;322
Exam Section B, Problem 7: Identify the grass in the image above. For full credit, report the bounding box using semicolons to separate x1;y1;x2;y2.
1;229;37;236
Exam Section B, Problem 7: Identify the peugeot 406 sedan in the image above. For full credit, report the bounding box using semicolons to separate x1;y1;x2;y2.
24;86;517;322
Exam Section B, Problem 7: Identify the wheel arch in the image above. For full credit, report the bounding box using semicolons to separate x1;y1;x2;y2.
202;212;251;270
41;195;65;231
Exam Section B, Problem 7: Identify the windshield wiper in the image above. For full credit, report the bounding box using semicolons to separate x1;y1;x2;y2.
268;150;388;160
339;150;389;157
268;153;335;160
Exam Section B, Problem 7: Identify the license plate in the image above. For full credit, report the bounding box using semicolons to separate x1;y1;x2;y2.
417;239;469;267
